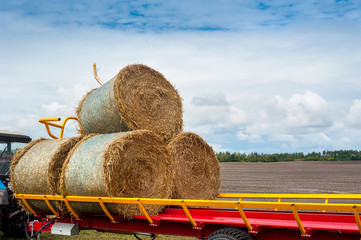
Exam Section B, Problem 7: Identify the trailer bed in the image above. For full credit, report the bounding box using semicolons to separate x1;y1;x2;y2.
16;193;361;239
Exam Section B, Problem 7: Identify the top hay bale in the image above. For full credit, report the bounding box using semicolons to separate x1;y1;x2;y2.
167;132;220;200
77;64;183;142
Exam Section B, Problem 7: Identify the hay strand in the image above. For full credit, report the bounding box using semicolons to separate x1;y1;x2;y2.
167;132;220;200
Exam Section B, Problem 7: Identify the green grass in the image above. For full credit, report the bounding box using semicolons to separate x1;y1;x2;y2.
1;230;197;240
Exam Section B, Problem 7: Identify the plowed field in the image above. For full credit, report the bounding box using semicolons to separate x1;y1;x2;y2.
220;161;361;194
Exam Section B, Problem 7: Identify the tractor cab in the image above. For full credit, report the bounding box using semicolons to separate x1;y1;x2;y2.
0;130;31;180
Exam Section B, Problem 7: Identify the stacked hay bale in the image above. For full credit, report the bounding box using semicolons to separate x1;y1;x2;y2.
168;132;220;200
11;63;221;217
77;64;183;142
10;136;83;210
60;131;173;217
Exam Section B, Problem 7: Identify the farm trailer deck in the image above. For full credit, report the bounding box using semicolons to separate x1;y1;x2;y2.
14;117;361;239
16;193;361;240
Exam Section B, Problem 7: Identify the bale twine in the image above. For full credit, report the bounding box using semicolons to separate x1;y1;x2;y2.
10;136;83;211
167;132;220;200
77;64;183;142
60;130;173;217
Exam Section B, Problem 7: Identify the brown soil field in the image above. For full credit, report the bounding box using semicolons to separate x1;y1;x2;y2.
220;161;361;194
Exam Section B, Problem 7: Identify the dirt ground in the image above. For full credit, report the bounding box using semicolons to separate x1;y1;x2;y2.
219;161;361;194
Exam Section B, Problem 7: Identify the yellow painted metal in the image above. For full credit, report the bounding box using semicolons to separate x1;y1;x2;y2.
181;201;197;228
98;198;115;222
291;204;306;236
137;199;153;225
236;202;253;232
219;193;361;200
38;117;78;139
93;63;104;85
14;194;361;212
15;193;361;235
62;197;79;219
275;198;282;211
323;198;329;212
43;196;59;217
19;196;36;215
353;206;361;234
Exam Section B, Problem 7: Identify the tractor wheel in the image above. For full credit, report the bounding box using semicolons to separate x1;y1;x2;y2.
206;228;253;240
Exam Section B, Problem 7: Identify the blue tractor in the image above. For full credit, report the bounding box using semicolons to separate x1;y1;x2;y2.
0;130;31;237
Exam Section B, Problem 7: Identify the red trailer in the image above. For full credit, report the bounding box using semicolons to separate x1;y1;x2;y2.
16;193;361;240
15;118;361;239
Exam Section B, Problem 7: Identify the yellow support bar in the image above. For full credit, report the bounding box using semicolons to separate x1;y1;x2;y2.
93;63;104;85
19;195;36;216
43;196;59;217
275;198;282;211
137;199;153;225
14;194;361;215
236;202;253;232
323;198;329;212
39;117;78;139
62;197;79;219
181;201;198;228
353;206;361;235
291;204;306;236
98;198;115;222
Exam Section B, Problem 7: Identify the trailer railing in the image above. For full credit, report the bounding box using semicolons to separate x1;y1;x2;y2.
15;193;361;237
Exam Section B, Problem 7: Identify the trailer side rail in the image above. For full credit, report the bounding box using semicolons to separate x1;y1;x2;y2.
15;193;361;237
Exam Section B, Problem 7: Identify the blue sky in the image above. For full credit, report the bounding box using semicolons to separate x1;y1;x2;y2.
1;0;361;153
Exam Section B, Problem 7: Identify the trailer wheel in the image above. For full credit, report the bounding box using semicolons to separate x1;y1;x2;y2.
206;228;253;240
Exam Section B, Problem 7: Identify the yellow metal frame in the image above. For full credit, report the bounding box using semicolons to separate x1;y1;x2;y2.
93;63;104;85
15;193;361;235
237;202;253;232
218;193;361;200
38;117;78;139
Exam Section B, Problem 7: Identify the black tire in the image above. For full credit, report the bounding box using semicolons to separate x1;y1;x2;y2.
206;227;253;240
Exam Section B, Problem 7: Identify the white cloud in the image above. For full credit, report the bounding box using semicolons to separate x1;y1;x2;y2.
285;91;332;131
208;143;227;153
42;101;66;113
346;99;361;128
185;91;339;152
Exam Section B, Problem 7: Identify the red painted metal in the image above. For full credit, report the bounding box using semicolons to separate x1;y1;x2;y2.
32;207;361;239
28;218;53;232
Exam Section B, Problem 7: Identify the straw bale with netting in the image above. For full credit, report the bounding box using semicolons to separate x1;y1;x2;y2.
60;130;174;217
77;64;183;142
10;136;83;211
167;132;220;200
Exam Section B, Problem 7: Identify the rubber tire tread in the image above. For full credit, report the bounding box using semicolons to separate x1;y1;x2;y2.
206;227;253;240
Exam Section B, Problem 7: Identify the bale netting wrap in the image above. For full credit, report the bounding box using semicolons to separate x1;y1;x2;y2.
167;132;220;200
10;136;83;211
77;64;183;141
60;130;174;217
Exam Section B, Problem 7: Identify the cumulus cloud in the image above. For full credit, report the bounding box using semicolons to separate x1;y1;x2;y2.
345;99;361;128
42;102;66;113
185;91;339;152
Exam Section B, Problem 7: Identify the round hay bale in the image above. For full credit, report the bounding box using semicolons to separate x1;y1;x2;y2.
60;130;173;217
77;64;183;142
10;136;83;211
167;132;220;200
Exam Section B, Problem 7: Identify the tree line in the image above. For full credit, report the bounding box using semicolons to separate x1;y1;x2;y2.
216;150;361;162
